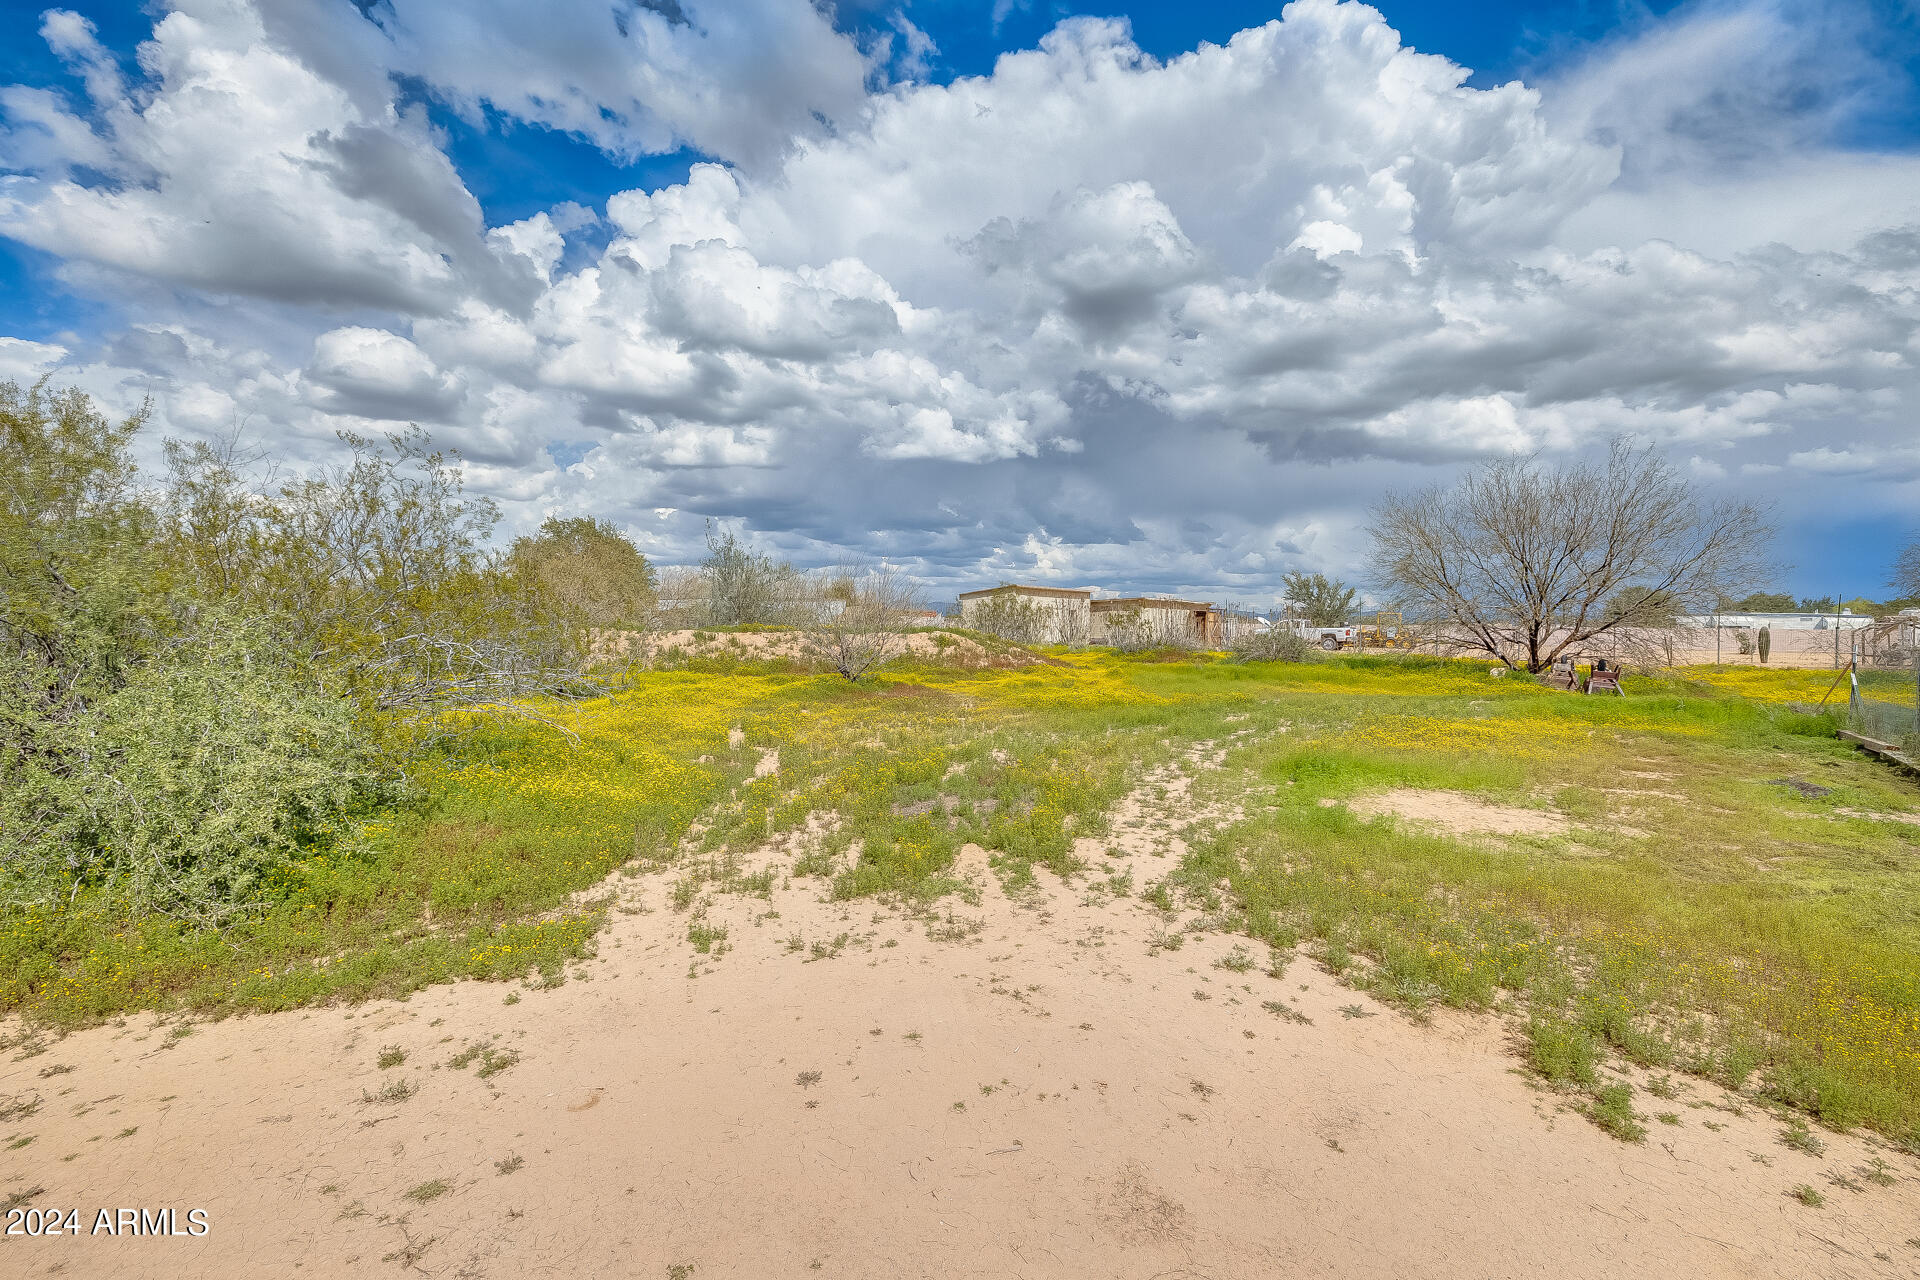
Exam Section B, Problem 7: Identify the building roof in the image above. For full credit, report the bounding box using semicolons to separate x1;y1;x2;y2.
1091;596;1213;611
957;584;1092;601
1678;612;1875;629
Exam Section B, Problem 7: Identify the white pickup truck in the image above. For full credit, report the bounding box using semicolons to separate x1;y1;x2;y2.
1280;620;1359;650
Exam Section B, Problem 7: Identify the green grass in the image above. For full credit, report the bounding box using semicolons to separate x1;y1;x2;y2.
1;648;1915;1150
1158;666;1920;1145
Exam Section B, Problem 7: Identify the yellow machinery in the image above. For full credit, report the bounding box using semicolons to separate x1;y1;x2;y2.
1356;609;1421;650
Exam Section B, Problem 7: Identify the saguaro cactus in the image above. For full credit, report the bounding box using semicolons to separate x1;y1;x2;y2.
1757;625;1771;664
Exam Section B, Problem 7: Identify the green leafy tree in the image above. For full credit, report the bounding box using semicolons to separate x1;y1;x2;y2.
2;611;377;922
508;516;657;631
161;426;591;719
0;383;378;921
2;381;601;922
1281;571;1357;626
1726;592;1794;612
700;524;798;626
1;381;166;724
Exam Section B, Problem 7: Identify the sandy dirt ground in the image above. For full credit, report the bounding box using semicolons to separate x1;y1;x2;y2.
1343;789;1571;838
4;760;1918;1279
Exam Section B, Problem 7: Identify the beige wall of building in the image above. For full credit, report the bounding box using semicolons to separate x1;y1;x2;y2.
958;586;1092;645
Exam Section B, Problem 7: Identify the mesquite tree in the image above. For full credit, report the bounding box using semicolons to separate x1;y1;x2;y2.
1;381;599;922
1369;439;1772;672
1893;538;1920;602
1281;571;1357;626
800;562;924;680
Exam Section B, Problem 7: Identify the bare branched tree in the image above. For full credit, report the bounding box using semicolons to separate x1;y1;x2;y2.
800;562;924;680
1892;537;1920;603
1102;604;1199;651
1370;439;1773;672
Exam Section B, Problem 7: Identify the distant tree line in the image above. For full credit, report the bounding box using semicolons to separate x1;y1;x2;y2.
1715;591;1919;616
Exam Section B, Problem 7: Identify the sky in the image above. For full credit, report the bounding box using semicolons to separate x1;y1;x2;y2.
2;0;1918;608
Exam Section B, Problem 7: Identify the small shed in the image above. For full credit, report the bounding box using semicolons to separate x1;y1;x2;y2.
1091;597;1219;648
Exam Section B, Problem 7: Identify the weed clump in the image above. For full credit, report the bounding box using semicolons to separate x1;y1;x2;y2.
361;1078;418;1106
402;1179;450;1204
1527;1020;1600;1088
1587;1083;1647;1143
1779;1120;1827;1158
448;1042;519;1079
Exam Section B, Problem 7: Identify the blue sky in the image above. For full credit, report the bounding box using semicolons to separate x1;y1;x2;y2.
2;0;1917;603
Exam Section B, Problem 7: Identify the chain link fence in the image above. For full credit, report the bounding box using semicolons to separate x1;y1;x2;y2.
1846;640;1920;754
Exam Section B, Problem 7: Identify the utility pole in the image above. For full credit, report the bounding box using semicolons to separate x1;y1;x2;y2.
1834;588;1841;670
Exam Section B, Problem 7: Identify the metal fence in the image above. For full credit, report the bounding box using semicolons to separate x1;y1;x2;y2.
1846;644;1920;752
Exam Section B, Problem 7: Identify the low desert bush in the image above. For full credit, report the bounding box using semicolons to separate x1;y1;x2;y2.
1;380;598;927
1230;628;1314;663
0;611;379;923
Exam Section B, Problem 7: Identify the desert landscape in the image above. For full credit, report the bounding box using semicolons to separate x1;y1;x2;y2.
5;650;1918;1278
7;3;1920;1273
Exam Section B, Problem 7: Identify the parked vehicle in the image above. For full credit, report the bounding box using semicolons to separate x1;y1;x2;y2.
1356;608;1421;650
1281;620;1359;650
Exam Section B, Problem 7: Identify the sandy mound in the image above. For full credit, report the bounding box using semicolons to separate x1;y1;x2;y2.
2;770;1915;1278
1836;807;1920;827
594;627;1041;669
1346;788;1570;837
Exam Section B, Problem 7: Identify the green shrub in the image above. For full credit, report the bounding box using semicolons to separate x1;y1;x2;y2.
1;613;378;922
1;381;584;927
1526;1018;1600;1087
1231;629;1313;664
1588;1082;1647;1142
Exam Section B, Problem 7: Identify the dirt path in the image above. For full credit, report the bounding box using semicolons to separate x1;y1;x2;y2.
3;761;1917;1278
